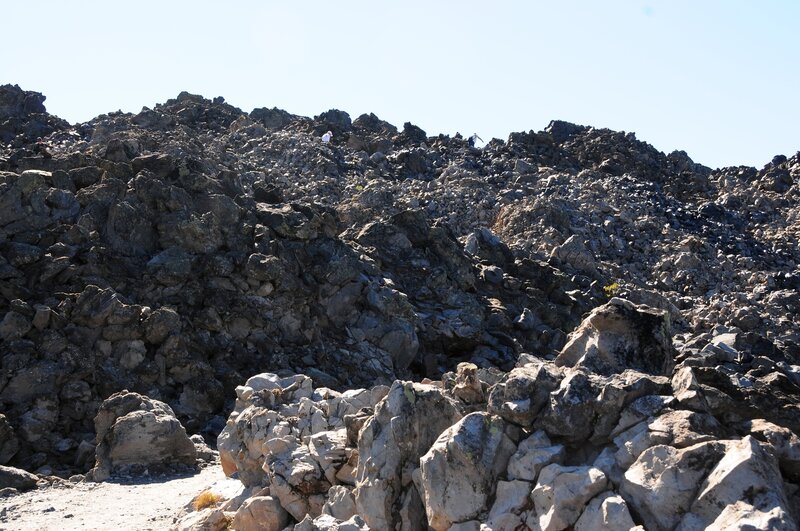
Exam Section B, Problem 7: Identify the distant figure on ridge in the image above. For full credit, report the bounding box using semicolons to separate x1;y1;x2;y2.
321;131;332;144
468;133;484;148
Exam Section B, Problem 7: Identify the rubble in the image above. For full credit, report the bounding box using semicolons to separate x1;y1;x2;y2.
0;83;799;528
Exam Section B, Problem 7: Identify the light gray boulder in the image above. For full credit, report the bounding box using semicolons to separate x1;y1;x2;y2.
678;436;797;530
555;297;674;376
485;479;533;530
620;441;726;531
573;492;638;531
294;514;370;531
89;390;196;482
506;430;564;482
744;419;800;482
354;380;462;531
529;464;608;531
230;495;290;531
418;412;519;530
487;361;563;427
322;485;357;521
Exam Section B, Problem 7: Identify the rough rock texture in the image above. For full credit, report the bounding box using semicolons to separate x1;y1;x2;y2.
1;84;799;529
88;390;197;481
354;380;463;531
418;412;519;530
0;464;38;491
555;297;674;376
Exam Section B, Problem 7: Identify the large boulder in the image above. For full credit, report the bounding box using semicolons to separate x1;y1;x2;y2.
354;381;462;531
231;495;290;531
89;390;197;481
417;412;519;530
530;464;608;531
487;361;563;427
555;298;674;376
0;464;38;491
678;436;797;530
573;492;639;530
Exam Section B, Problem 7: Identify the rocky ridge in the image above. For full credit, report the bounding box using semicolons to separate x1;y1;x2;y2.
0;83;799;529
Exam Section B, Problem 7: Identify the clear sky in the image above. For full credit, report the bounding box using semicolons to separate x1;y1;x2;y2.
2;1;798;169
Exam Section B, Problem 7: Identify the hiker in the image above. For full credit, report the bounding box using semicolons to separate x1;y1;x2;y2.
468;133;484;148
321;131;332;143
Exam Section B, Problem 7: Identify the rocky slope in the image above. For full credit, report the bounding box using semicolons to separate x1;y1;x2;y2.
1;83;799;528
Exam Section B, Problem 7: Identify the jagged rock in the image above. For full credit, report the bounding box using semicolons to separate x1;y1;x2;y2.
322;485;357;521
0;310;31;341
354;381;462;531
485;479;532;530
555;298;674;376
487;361;563;427
0;464;38;491
620;441;727;531
506;430;564;482
418;412;519;530
171;508;229;531
550;234;598;275
573;492;638;531
535;368;671;444
529;464;608;531
611;409;724;475
744;419;800;481
89;390;197;481
294;514;370;531
679;436;797;530
0;86;799;531
231;495;290;531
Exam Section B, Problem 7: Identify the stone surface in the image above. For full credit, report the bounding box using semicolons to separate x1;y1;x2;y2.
89;390;197;481
620;441;726;531
0;465;38;491
1;84;800;529
679;436;797;530
0;415;20;465
573;492;637;531
530;464;608;531
354;380;462;531
418;412;519;530
231;495;290;531
555;297;674;376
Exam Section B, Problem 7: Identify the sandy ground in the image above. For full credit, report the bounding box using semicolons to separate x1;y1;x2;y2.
0;464;224;531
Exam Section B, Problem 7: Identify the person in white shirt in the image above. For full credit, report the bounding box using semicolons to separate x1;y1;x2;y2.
468;133;483;148
321;131;332;143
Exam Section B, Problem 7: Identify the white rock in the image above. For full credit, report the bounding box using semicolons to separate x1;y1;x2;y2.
573;492;636;530
418;412;519;531
620;441;725;531
678;436;797;530
354;381;462;531
507;430;564;482
171;507;228;531
530;464;608;531
486;480;533;530
308;429;348;485
322;485;356;521
231;495;290;531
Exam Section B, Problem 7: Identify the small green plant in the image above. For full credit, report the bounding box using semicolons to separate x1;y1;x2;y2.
193;490;223;511
603;282;620;298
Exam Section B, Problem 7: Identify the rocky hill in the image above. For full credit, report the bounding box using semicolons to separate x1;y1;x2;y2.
1;83;799;529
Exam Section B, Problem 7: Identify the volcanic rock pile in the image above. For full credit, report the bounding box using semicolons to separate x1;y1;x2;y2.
0;83;799;528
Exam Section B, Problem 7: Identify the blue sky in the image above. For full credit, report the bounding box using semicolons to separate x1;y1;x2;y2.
2;1;798;169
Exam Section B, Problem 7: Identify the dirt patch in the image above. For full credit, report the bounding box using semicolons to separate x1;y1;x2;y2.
0;464;224;531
